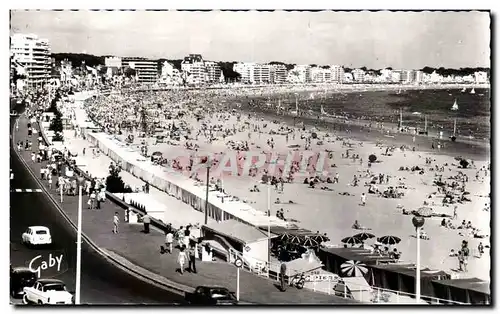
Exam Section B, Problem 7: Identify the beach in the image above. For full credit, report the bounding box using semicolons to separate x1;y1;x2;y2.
86;85;491;282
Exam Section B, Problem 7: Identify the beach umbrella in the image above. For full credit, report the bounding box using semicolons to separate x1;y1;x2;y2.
416;206;433;217
341;236;363;246
353;232;375;241
340;260;368;277
311;234;330;243
152;151;162;156
279;233;293;242
290;235;302;245
302;236;319;247
377;235;401;245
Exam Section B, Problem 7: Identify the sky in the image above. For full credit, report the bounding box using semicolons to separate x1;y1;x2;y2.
10;10;491;69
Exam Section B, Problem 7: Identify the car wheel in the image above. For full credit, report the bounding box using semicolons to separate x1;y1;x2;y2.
38;300;43;305
22;295;29;304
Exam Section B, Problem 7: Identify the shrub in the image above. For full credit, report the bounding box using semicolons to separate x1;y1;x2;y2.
459;159;469;169
368;154;377;163
106;164;132;193
52;132;64;142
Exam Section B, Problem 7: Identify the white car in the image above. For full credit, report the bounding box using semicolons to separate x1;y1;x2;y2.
23;279;73;305
22;226;52;246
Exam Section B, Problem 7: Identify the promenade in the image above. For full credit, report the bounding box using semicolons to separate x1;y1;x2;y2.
14;114;355;304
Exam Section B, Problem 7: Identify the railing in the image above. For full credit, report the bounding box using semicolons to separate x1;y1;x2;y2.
226;248;470;305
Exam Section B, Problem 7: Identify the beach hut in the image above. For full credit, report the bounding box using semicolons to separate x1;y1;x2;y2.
431;278;490;304
334;277;373;303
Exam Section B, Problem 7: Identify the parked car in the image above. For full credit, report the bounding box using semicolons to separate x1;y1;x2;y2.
22;226;52;247
23;279;73;305
10;266;38;298
185;286;238;305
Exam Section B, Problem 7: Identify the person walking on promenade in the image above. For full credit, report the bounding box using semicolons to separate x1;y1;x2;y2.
478;242;484;258
142;214;151;234
113;212;120;234
165;230;173;254
177;247;187;274
176;226;185;248
360;193;367;206
188;242;197;273
279;262;287;292
453;206;458;220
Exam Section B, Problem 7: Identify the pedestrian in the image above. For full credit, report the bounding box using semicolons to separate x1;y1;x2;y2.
478;242;484;258
360;193;366;206
280;262;287;292
176;226;184;248
177;247;187;274
142;214;151;234
113;212;120;234
48;176;52;189
82;148;85;156
89;191;96;210
188;242;197;273
165;230;173;254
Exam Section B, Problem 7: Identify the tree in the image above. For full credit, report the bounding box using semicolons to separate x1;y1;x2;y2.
49;110;64;134
123;67;137;78
106;164;132;193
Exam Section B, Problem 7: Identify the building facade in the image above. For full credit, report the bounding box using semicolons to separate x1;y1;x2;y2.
310;67;332;83
10;33;51;87
351;69;365;82
105;56;123;68
122;58;158;83
270;64;287;84
204;61;222;83
330;65;344;83
181;54;206;85
474;71;488;84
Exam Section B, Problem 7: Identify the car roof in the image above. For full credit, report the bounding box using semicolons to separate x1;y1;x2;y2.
38;279;64;285
12;267;34;273
198;286;229;290
29;226;50;231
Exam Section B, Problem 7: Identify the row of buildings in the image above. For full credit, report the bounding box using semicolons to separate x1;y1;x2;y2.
10;33;490;89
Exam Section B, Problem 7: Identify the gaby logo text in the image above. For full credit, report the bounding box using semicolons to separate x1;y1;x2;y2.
29;254;63;278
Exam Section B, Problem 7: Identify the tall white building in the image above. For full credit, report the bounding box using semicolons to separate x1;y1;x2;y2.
122;58;158;83
233;62;255;83
351;69;366;82
270;64;287;84
181;54;206;85
204;61;222;83
10;33;51;87
310;67;332;83
159;61;181;85
330;65;344;83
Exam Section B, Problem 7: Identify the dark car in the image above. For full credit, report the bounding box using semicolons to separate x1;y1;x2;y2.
185;286;238;305
10;266;38;298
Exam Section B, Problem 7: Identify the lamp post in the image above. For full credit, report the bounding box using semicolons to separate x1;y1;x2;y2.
75;185;83;304
267;178;271;265
204;158;211;225
412;216;425;304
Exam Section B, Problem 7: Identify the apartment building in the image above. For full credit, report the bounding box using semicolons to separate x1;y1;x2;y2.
233;62;254;83
205;61;222;83
181;54;207;85
270;64;287;84
310;67;332;83
351;69;366;82
122;57;158;83
330;65;344;83
474;71;488;84
10;33;51;87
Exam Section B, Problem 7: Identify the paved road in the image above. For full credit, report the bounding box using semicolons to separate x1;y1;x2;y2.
10;101;186;305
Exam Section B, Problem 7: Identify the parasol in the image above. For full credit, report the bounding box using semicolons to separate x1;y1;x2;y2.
290;235;302;245
353;232;375;241
311;234;329;243
340;260;369;277
279;233;293;242
377;235;402;245
152;151;163;156
416;206;433;217
341;236;363;246
302;236;319;247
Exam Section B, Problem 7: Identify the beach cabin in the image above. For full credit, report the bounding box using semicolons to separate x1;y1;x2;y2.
201;220;277;269
334;277;373;303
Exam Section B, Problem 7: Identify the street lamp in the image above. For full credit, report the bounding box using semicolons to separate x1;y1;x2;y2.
75;185;83;304
267;178;271;264
412;216;425;304
204;158;211;225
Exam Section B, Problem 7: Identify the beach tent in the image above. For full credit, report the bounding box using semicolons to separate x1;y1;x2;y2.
431;278;490;304
369;264;450;298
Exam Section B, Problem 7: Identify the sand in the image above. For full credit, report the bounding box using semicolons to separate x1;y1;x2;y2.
85;87;491;282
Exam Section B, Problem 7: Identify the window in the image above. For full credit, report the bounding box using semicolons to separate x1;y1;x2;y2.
35;230;47;235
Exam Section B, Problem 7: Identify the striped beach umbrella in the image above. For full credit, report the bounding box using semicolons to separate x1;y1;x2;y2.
341;260;368;277
341;236;363;246
377;235;402;245
353;232;375;241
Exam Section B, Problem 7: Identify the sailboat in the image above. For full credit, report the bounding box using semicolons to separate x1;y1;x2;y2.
470;88;476;94
461;87;467;93
451;99;459;111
